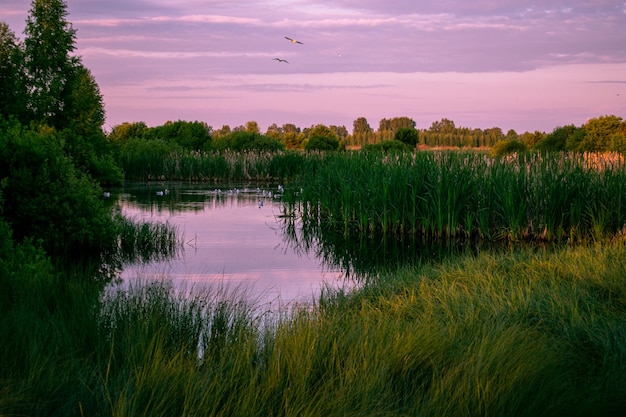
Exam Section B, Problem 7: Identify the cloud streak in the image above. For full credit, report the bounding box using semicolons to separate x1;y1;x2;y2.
1;0;624;133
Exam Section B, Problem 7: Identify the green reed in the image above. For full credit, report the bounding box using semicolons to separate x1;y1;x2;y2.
119;148;626;241
120;149;308;182
4;240;626;416
114;215;181;264
298;151;626;242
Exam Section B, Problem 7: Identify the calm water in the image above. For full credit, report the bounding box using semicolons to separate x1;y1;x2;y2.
110;182;350;308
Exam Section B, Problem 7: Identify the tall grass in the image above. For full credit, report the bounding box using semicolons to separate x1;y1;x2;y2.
120;149;309;182
298;151;626;242
120;148;626;242
113;215;182;264
2;240;626;416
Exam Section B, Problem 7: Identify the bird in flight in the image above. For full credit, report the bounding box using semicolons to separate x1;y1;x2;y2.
285;36;303;44
273;58;289;63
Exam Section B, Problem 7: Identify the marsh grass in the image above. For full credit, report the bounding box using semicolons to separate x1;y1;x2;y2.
113;215;182;264
121;148;626;242
121;149;308;182
299;151;626;242
2;241;626;416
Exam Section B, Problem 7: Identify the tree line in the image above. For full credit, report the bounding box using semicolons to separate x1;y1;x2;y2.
106;113;626;155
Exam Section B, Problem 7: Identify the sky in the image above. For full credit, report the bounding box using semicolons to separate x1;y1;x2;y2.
1;0;625;134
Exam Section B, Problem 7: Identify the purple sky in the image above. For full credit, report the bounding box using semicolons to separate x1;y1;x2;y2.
2;0;625;133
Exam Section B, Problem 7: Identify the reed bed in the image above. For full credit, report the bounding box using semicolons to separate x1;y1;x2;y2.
2;241;626;416
297;151;626;242
120;147;625;241
120;149;309;182
113;215;182;264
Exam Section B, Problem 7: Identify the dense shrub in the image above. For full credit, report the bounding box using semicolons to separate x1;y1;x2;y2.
305;135;340;151
393;127;418;147
490;139;527;156
362;140;411;152
212;131;284;151
0;122;117;258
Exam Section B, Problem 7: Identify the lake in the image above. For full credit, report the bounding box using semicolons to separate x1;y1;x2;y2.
109;182;352;309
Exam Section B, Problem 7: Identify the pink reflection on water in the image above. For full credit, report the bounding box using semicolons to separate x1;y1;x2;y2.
117;189;350;309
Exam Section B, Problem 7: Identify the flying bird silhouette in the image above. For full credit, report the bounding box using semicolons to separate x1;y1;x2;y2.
285;36;303;44
273;58;289;63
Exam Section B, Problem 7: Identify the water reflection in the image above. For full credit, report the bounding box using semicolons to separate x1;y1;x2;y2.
278;202;484;280
108;182;554;308
110;182;349;308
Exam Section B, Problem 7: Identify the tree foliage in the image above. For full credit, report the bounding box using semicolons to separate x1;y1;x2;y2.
490;139;527;157
362;140;410;153
0;121;117;257
394;127;418;147
24;0;79;128
305;124;340;151
213;130;284;151
0;23;28;123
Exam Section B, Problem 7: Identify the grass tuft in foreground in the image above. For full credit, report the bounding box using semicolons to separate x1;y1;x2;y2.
2;241;626;416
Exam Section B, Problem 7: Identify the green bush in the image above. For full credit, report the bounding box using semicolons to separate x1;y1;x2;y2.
0;122;117;258
362;139;411;152
305;135;340;151
490;139;527;156
394;127;419;147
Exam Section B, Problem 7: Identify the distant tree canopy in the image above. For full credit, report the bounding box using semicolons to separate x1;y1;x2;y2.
490;139;527;157
304;124;340;151
213;130;284;152
535;116;626;153
362;140;410;153
394;127;419;148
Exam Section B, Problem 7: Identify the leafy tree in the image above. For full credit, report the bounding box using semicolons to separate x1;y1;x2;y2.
505;129;518;141
282;123;300;135
147;120;212;150
107;121;149;145
490;139;527;157
305;124;340;151
429;118;456;133
565;127;586;151
0;23;28;123
266;123;282;139
519;131;546;149
394;127;418;147
213;124;231;138
64;65;105;139
352;117;374;145
281;124;302;148
24;0;79;129
579;115;625;152
57;65;121;184
536;125;577;152
246;120;260;133
0;121;117;258
378;117;416;140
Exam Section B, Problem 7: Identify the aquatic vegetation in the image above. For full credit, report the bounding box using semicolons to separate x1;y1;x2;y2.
297;151;626;242
3;241;626;416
